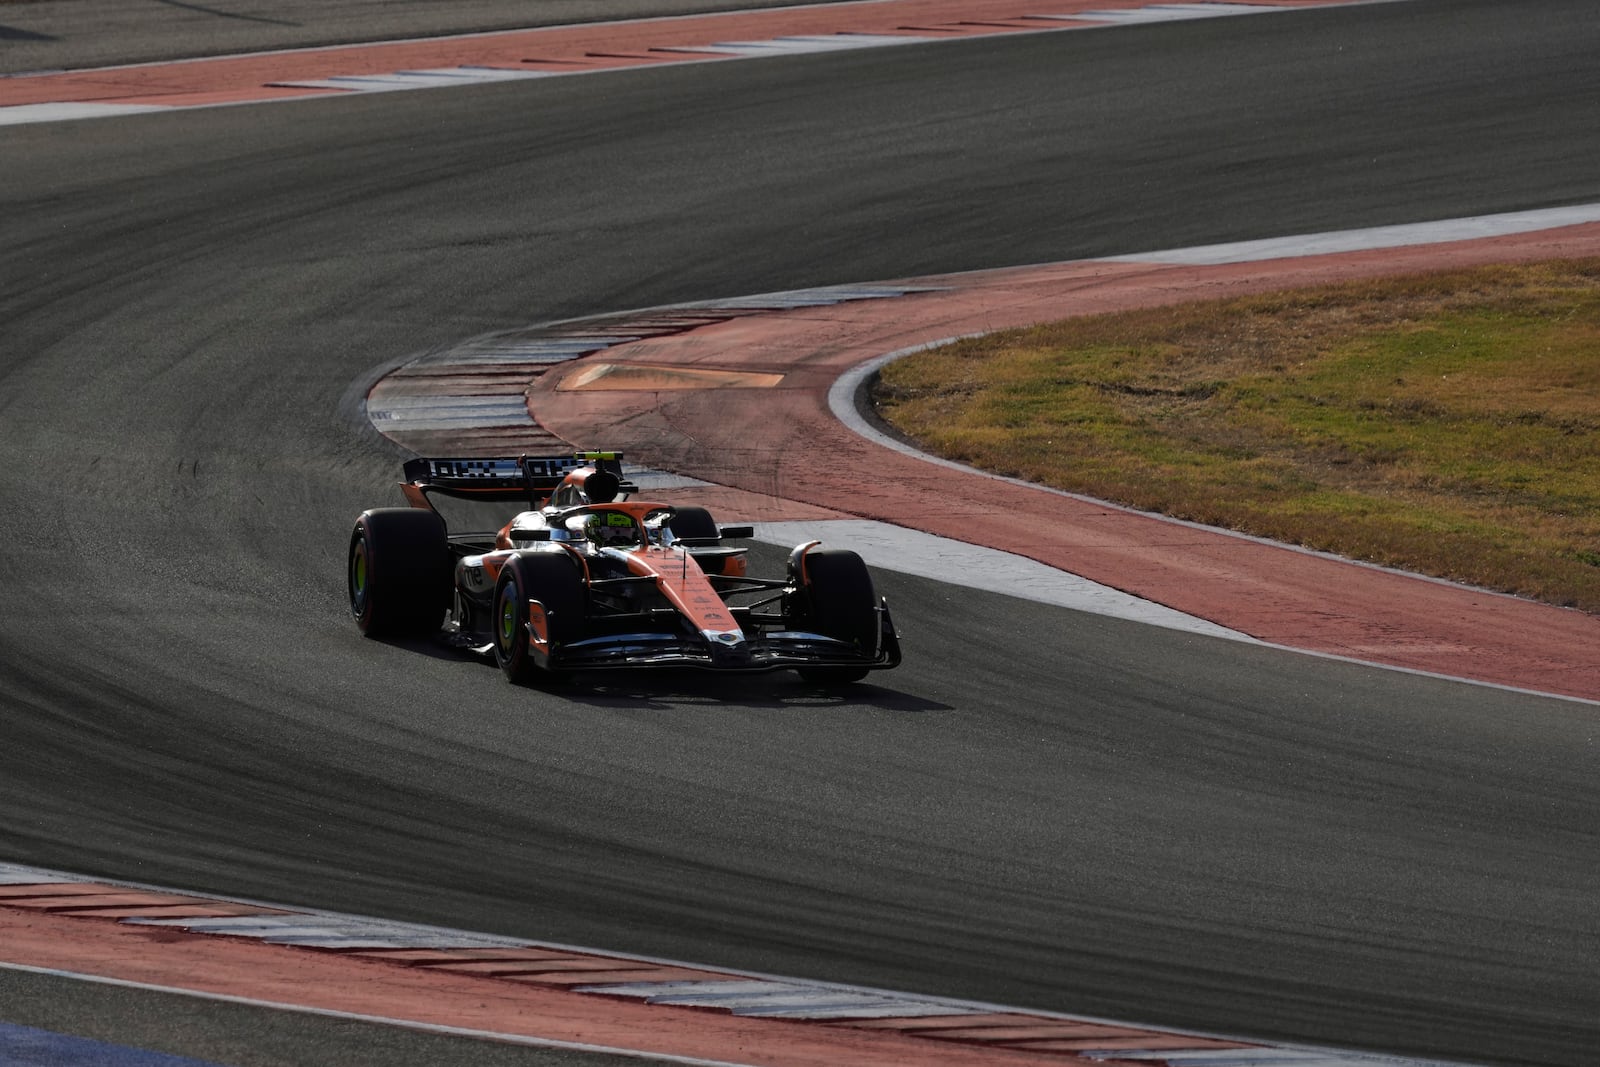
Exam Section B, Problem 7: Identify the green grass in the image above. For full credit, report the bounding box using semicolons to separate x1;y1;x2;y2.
872;259;1600;612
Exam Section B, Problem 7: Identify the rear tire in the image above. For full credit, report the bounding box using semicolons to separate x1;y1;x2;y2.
790;548;878;684
668;506;719;541
348;508;449;638
493;551;585;685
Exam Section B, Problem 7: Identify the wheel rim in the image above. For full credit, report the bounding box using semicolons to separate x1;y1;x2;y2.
349;540;369;617
498;582;518;653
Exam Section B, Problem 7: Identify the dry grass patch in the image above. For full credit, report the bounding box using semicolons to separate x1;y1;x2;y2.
873;259;1600;612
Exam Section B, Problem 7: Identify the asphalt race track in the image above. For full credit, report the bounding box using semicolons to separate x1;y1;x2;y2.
3;1;1599;1064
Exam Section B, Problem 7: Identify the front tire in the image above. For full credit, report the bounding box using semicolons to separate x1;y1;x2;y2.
493;551;585;685
348;508;449;638
790;548;879;684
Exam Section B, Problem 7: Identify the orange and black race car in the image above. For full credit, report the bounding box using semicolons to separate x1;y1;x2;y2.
346;451;900;684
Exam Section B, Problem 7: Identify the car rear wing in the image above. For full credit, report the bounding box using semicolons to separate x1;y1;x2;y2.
400;451;638;506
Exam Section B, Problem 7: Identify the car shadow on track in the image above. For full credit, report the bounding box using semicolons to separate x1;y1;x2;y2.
362;635;473;661
361;635;948;712
541;670;952;714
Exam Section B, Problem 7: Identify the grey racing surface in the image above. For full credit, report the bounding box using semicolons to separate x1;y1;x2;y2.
2;2;1598;1065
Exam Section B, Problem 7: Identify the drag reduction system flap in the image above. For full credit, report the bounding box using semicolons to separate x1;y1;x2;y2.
402;452;639;504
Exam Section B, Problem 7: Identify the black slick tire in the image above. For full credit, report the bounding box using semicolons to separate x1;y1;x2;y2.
492;551;584;685
667;506;719;541
348;508;450;638
792;548;878;684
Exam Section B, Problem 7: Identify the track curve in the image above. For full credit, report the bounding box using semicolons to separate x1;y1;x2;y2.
3;2;1598;1064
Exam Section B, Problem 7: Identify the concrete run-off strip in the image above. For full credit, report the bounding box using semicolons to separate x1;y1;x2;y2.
0;863;1468;1067
0;0;1400;125
367;205;1600;703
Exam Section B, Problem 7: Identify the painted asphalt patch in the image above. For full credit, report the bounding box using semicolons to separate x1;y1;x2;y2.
0;1020;229;1067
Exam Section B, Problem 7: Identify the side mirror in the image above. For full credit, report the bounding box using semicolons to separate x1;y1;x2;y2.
717;525;755;540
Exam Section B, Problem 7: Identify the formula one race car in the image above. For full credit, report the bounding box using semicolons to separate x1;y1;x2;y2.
346;451;900;684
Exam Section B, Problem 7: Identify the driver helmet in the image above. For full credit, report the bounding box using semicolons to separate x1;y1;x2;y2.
584;511;637;548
